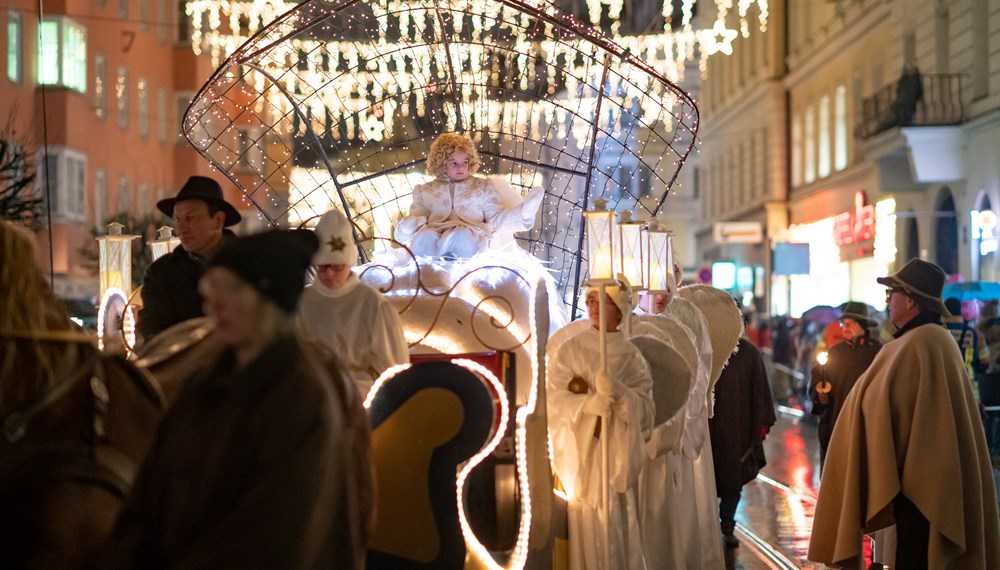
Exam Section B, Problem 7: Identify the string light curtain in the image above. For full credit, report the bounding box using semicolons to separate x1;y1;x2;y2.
182;0;700;310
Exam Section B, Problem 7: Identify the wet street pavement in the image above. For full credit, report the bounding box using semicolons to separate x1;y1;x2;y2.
728;405;823;569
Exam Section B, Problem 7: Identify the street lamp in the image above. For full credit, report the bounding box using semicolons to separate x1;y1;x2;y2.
95;222;139;353
616;210;645;290
149;225;181;262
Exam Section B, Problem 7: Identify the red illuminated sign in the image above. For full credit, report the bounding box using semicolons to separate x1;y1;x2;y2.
833;191;875;246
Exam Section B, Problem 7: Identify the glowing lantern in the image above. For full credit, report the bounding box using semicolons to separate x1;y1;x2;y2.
616;210;645;289
643;216;674;294
584;197;616;282
149;226;181;261
97;222;139;297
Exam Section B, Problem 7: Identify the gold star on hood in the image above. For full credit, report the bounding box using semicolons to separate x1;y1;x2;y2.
327;236;347;252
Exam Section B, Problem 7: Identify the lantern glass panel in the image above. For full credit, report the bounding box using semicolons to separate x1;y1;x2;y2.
618;222;644;288
584;210;615;281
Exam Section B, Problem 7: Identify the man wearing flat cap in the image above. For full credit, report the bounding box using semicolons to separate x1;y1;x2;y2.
809;258;1000;569
808;301;882;470
137;176;242;340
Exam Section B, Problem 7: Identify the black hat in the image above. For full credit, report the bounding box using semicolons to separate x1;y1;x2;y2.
840;301;877;328
207;230;319;313
157;176;242;227
876;258;951;317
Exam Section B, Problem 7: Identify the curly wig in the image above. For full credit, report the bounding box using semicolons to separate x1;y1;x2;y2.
426;132;481;179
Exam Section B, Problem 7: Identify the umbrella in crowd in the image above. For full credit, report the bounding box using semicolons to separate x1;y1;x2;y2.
942;281;1000;302
801;305;842;327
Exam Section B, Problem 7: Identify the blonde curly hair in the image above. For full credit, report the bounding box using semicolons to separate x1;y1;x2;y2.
426;132;480;179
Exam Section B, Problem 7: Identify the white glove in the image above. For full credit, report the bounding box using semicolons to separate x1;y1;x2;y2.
583;392;614;417
520;187;544;220
395;215;427;243
595;370;625;398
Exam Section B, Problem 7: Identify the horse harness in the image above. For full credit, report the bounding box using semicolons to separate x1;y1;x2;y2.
0;340;144;498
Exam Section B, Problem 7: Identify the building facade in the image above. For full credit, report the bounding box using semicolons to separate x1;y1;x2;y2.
0;0;247;300
698;0;1000;317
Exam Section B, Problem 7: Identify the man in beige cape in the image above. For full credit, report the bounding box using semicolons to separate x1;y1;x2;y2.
808;258;1000;569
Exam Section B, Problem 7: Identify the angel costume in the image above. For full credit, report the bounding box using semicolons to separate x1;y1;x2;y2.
395;177;541;257
547;327;654;570
297;274;409;397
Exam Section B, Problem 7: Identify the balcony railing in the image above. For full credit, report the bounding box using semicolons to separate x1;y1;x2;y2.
855;73;967;140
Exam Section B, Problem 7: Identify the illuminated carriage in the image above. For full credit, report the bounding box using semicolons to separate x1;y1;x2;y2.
180;0;698;566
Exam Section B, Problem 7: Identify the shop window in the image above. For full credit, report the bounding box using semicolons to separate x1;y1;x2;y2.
38;147;87;222
7;10;22;83
818;95;831;179
834;85;847;171
38;16;87;93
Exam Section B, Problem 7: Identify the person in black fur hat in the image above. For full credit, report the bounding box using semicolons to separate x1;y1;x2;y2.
106;230;363;568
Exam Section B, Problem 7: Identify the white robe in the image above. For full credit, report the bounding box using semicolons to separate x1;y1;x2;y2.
296;274;409;396
395;176;538;256
547;328;654;570
661;298;726;569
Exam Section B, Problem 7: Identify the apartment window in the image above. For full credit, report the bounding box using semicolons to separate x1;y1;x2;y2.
138;0;149;30
7;10;22;82
834;85;848;171
119;0;129;20
176;0;190;43
138;77;150;137
116;67;128;129
137;183;149;216
237;126;264;172
94;170;107;230
791;114;802;187
157;87;168;143
156;0;168;42
117;176;130;215
38;17;87;93
818;95;831;179
804;104;816;184
94;54;106;119
175;92;197;145
38;147;87;222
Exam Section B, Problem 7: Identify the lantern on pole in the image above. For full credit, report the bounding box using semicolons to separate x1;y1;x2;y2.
643;216;675;295
149;225;181;262
96;222;139;353
584;197;616;282
97;222;140;297
616;210;645;290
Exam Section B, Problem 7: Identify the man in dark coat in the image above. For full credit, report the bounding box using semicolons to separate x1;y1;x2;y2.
104;230;364;569
709;336;776;548
137;176;241;341
808;301;882;468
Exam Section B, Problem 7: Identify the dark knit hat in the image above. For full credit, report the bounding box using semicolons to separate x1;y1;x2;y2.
207;230;319;313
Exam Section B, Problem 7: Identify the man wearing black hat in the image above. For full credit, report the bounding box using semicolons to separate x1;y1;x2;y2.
809;258;1000;569
137;176;242;340
105;230;363;568
808;301;882;470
